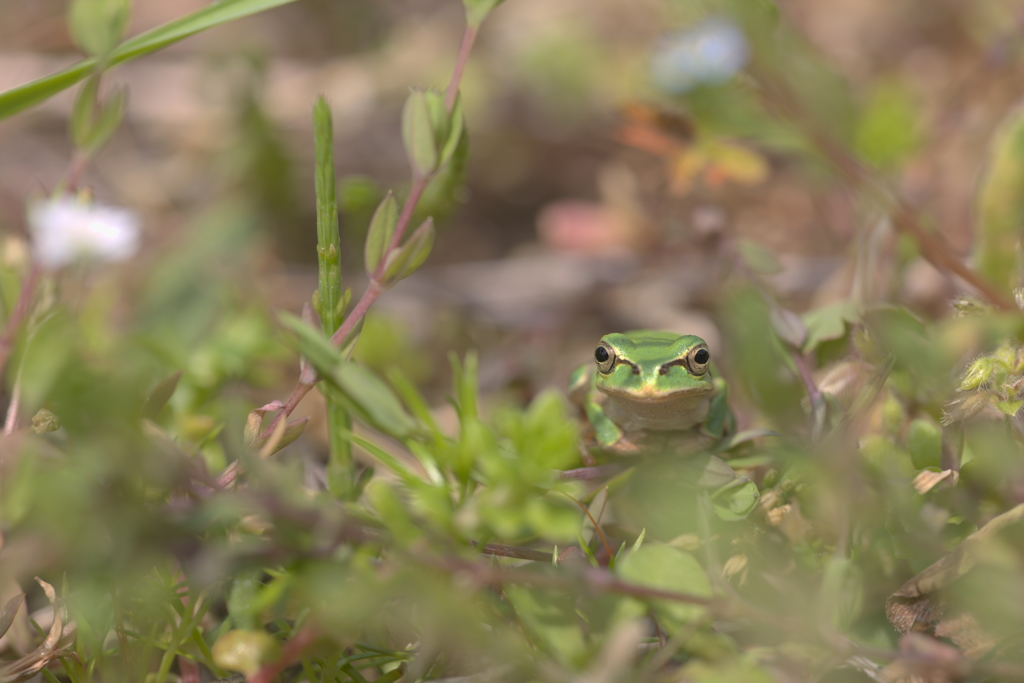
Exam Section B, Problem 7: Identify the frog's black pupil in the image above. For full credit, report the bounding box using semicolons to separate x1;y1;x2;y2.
595;347;610;363
694;349;710;364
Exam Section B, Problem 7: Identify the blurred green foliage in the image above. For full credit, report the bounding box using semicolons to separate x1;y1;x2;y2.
4;0;1024;681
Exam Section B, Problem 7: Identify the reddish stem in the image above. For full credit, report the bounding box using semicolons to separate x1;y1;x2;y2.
445;24;477;111
216;16;480;488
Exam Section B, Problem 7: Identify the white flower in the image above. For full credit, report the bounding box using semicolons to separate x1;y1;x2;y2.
651;17;749;94
28;196;140;269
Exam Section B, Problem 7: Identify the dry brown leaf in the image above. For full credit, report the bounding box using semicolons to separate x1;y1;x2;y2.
0;578;77;682
886;503;1024;659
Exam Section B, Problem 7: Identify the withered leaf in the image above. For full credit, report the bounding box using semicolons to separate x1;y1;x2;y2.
886;503;1024;658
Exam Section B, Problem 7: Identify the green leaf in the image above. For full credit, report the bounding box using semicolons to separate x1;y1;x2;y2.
68;0;131;57
401;90;439;177
70;76;101;149
819;556;863;631
907;419;941;469
439;92;465;167
737;239;782;275
503;584;587;666
710;478;760;521
278;311;339;378
996;399;1023;416
345;431;422;488
332;363;419;440
91;85;127;150
615;543;712;631
141;370;182;420
0;0;300;121
802;300;858;353
364;192;398;275
976;104;1024;297
381;218;435;286
313;96;343;335
854;80;920;170
462;0;505;27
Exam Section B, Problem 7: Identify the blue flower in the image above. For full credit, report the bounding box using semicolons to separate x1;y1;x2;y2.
651;17;749;94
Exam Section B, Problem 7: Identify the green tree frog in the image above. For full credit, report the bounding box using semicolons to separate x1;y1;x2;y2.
569;331;734;455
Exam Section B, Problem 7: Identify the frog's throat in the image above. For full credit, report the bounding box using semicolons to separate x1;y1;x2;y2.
603;392;711;432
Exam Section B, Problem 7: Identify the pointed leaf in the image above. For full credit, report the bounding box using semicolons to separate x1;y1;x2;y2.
0;594;25;639
332;363;418;439
257;417;308;457
976;104;1024;297
84;84;127;152
439;92;465;166
70;76;101;149
364;192;398;274
0;0;301;121
141;370;182;420
402;90;439;176
381;218;434;285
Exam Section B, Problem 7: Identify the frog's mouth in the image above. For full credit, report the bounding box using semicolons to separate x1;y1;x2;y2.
600;384;714;402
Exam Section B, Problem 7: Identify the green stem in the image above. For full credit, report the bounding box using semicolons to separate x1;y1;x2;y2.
313;96;354;499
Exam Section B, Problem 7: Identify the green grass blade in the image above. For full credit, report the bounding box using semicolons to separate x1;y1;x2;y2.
0;0;300;120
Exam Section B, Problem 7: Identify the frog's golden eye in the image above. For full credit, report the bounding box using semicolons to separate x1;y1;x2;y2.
686;346;711;375
595;344;616;374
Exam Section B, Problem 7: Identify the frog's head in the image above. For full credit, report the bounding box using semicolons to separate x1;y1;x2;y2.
593;331;714;402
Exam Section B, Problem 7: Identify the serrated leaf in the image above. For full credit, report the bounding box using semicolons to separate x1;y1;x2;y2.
141;369;183;420
364;192;398;275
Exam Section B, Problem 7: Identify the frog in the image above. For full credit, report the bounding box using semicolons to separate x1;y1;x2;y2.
568;331;734;456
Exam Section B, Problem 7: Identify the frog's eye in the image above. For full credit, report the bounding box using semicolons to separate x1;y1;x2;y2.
687;346;711;375
595;345;616;374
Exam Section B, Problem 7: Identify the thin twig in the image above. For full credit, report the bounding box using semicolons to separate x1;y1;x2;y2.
445;24;477;111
